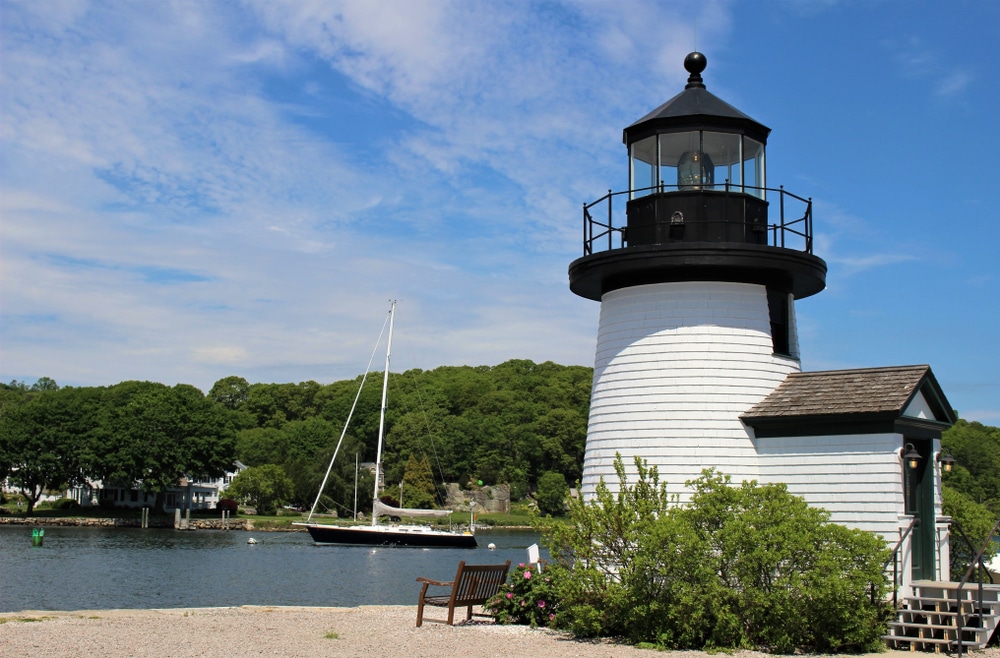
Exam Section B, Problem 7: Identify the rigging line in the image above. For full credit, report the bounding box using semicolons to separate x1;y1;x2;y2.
396;332;450;507
305;306;392;523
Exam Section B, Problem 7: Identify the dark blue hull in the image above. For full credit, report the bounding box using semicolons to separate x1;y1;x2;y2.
298;523;478;548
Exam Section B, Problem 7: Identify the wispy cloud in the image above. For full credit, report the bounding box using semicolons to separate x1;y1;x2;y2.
883;35;974;98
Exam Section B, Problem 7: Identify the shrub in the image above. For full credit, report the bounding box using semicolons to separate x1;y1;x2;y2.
52;497;80;510
216;498;239;513
542;454;892;653
485;563;560;627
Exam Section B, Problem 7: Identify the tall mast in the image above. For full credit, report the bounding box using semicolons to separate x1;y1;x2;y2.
371;300;395;525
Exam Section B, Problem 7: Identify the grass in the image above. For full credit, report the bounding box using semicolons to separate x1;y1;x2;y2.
323;630;340;639
476;510;535;527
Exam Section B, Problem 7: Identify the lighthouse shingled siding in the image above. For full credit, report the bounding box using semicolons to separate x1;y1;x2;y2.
581;280;800;501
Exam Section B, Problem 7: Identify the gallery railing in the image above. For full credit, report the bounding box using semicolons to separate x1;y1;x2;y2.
581;183;813;256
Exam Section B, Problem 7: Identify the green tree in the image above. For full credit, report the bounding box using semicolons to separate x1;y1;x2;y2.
0;387;92;513
226;464;294;515
30;377;60;391
401;453;437;509
943;486;999;580
234;427;286;466
89;381;236;510
208;375;250;410
943;419;1000;514
535;471;568;516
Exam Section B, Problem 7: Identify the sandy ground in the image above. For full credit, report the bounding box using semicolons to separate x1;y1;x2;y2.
3;605;997;658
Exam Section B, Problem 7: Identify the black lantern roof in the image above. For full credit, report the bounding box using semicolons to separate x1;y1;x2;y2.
623;52;771;145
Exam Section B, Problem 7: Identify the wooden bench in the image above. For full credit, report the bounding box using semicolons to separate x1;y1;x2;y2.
415;560;511;626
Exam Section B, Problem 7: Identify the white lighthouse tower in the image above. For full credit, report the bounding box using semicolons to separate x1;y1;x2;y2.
569;52;827;500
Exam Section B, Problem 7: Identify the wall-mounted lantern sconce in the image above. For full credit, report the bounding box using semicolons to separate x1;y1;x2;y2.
903;443;922;470
937;448;956;473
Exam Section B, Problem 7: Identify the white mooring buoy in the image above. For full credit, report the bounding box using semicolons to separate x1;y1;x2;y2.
247;537;258;544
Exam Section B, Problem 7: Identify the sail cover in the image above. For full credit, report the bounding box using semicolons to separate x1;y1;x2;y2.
373;500;453;519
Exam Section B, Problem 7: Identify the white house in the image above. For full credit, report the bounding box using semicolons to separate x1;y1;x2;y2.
68;461;246;512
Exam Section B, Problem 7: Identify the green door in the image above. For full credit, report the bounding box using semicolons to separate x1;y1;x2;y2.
906;438;937;581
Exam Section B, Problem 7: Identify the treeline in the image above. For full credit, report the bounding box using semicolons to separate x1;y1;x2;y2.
0;380;240;513
3;365;996;540
0;360;591;516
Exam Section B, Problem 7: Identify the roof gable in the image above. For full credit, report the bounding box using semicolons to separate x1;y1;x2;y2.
741;365;956;438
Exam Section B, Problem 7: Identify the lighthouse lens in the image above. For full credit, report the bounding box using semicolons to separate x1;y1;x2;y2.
678;150;714;190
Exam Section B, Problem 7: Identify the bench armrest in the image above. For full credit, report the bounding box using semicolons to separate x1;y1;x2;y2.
416;577;453;587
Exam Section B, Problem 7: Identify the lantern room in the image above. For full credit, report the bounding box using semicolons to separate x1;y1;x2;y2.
623;52;772;246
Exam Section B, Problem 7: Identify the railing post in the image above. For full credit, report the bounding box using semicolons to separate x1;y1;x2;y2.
807;198;813;253
779;185;786;249
607;190;613;252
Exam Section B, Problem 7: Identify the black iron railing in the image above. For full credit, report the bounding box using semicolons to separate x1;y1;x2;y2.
952;516;1000;657
582;183;813;256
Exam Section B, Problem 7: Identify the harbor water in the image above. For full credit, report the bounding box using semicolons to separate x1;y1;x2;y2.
0;525;543;612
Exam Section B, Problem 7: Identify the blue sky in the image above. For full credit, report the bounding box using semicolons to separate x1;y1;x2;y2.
1;0;998;424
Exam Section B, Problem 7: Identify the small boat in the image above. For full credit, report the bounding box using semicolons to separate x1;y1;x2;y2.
294;301;477;549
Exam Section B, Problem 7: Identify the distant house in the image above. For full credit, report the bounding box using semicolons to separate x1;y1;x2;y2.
67;461;247;512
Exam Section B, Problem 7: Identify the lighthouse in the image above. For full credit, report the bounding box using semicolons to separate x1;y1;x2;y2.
569;52;968;620
570;52;827;500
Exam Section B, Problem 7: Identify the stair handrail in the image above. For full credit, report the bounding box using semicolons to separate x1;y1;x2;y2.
880;517;919;607
953;516;1000;658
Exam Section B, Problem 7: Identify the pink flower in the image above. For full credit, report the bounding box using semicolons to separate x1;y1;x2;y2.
523;570;532;579
518;563;525;568
506;592;513;599
549;613;556;621
537;600;546;608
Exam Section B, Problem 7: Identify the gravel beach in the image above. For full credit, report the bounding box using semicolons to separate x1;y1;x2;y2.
3;605;997;658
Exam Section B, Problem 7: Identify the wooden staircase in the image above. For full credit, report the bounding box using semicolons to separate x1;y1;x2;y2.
884;581;1000;652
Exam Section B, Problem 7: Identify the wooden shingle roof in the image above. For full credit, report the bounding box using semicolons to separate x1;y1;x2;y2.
741;365;956;438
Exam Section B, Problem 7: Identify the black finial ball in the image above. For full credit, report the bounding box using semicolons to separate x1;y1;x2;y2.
684;51;707;75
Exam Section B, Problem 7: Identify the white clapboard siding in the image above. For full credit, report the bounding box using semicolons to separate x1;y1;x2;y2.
582;281;800;502
755;433;906;539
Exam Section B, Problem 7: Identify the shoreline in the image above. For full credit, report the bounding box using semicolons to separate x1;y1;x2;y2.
0;605;955;658
0;516;534;532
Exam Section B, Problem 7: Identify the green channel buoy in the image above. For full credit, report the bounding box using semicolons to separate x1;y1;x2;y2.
31;527;44;547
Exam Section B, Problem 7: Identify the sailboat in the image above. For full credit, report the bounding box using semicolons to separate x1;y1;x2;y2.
294;301;478;548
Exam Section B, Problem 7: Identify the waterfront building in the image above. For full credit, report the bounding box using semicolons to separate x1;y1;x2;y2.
65;461;247;512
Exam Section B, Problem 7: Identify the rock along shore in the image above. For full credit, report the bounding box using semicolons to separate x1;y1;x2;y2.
0;515;260;530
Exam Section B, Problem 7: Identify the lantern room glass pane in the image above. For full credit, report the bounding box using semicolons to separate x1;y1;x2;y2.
630;136;658;199
702;132;741;190
658;131;699;191
743;138;765;199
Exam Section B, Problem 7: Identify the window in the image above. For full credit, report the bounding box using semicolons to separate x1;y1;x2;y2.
767;287;790;356
742;138;765;198
629;136;658;198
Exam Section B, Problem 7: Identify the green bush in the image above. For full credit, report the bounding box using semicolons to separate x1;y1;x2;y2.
541;454;892;653
51;497;80;510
